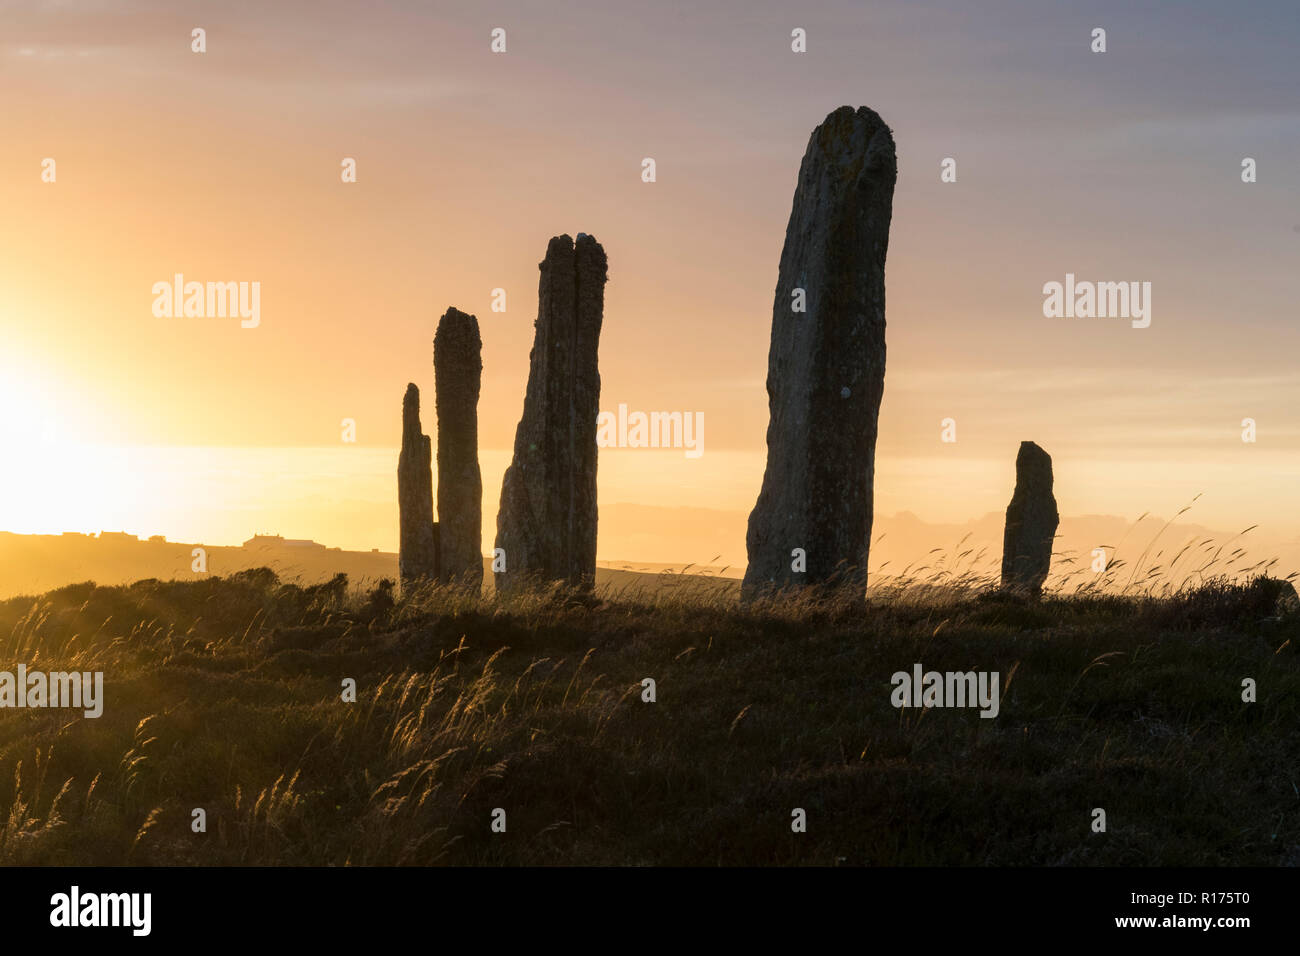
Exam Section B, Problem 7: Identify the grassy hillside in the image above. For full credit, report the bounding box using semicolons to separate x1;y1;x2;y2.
0;570;1296;865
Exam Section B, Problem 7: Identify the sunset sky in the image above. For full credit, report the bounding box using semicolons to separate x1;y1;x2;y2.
2;0;1297;565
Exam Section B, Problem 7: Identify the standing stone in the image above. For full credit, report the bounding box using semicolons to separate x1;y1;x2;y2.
1000;441;1059;597
495;234;607;593
434;307;483;590
742;106;897;601
397;383;438;588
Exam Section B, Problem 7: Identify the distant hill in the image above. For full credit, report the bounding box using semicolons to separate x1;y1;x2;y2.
598;504;1300;589
0;531;396;599
2;503;1295;599
0;531;736;601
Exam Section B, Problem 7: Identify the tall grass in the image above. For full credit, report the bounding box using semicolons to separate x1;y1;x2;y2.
0;543;1295;865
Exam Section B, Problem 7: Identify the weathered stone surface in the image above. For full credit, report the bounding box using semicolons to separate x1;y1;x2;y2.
495;234;607;593
434;307;483;590
1275;579;1300;615
397;383;438;588
1000;441;1059;596
741;106;897;601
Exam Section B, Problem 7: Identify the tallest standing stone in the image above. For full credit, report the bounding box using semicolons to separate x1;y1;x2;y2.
742;106;897;601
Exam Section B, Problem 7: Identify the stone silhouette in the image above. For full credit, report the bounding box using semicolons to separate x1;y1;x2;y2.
397;383;439;588
495;233;607;593
742;106;898;601
434;307;483;590
1000;441;1059;597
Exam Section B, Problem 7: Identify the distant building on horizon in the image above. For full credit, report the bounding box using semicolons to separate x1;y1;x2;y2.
242;534;324;550
97;531;138;543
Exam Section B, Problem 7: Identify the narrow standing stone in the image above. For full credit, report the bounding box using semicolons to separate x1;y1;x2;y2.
495;234;607;593
742;106;898;601
398;383;438;588
434;307;483;590
1000;441;1059;597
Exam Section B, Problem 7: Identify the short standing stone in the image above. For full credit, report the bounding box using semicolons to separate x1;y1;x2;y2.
434;307;484;590
1000;441;1059;597
398;383;438;588
742;106;898;601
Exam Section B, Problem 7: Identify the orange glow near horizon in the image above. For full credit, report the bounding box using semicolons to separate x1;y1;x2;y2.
2;2;1298;579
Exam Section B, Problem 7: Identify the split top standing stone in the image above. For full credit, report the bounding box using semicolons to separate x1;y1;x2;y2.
494;234;607;593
